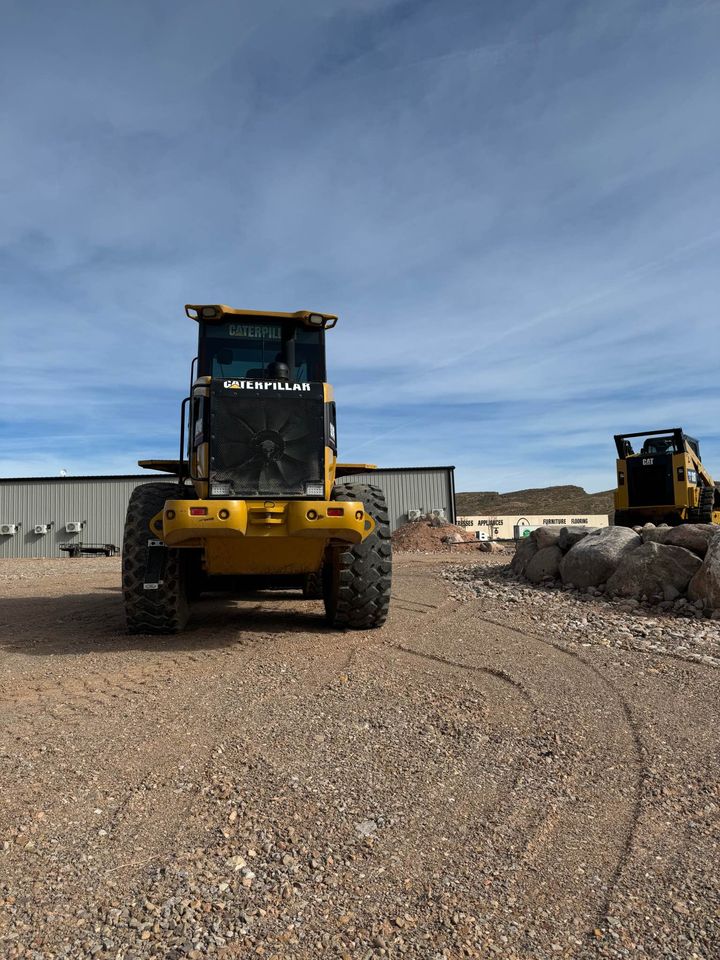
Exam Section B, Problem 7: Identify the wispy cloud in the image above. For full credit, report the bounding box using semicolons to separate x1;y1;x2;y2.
1;0;719;492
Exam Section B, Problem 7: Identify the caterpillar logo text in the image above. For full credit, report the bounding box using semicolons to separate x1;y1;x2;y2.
223;379;311;392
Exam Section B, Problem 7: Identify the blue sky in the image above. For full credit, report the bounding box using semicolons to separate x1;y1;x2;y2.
2;0;719;493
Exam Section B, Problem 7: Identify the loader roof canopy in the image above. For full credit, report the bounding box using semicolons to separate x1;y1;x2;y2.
186;304;338;329
614;428;700;459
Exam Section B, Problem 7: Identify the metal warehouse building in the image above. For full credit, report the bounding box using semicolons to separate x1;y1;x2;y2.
0;466;455;558
339;466;456;531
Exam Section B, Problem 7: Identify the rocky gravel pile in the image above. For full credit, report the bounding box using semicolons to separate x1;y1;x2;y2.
445;559;720;668
391;515;478;553
511;523;720;616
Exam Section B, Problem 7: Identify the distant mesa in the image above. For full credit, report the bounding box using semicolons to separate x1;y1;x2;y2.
455;485;613;518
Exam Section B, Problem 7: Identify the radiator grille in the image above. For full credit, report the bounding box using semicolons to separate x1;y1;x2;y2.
209;380;325;498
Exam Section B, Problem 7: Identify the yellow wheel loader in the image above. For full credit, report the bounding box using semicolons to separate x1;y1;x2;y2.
122;304;391;633
613;428;720;527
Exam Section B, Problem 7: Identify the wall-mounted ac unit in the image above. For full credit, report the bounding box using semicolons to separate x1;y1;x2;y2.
65;521;84;534
407;509;422;522
431;508;446;520
1;523;18;536
33;524;50;535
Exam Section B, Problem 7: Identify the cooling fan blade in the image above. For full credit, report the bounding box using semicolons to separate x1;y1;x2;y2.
283;435;315;457
218;439;255;463
277;454;308;487
226;407;265;436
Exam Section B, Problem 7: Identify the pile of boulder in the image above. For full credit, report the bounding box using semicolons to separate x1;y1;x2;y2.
511;523;720;614
392;515;475;553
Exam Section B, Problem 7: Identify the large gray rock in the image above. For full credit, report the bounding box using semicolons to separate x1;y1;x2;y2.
511;537;537;576
477;540;506;553
688;535;720;609
642;523;720;558
442;531;464;544
533;527;562;550
525;545;563;583
558;526;598;552
559;526;641;588
606;542;702;599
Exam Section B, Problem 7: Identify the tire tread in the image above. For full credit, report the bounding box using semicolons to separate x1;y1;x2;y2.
324;483;392;629
122;482;189;634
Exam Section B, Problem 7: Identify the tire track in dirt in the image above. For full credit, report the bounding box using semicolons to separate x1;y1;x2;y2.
0;627;364;922
387;640;537;707
0;574;435;732
381;637;574;896
386;598;647;951
0;627;278;732
463;607;649;908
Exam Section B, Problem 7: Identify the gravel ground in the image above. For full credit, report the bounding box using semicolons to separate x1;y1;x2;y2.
1;554;718;959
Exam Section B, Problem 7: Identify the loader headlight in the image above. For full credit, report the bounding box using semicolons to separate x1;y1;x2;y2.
185;304;223;321
307;313;324;326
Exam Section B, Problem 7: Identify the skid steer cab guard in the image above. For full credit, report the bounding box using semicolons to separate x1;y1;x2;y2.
613;427;720;527
123;304;392;634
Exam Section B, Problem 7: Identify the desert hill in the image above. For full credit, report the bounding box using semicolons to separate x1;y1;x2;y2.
456;485;613;517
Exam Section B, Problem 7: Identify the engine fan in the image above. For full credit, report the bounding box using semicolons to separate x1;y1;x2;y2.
211;391;324;496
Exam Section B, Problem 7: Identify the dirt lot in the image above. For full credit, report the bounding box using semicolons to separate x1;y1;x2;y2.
1;554;718;959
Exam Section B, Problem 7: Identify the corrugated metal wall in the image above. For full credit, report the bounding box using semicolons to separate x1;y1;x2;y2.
340;468;455;531
0;475;176;559
0;466;455;557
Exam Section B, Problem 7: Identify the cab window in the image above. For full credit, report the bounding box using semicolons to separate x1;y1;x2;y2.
199;320;325;381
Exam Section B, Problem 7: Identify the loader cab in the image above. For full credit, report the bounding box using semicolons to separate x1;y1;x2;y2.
634;433;700;460
640;435;675;457
615;429;688;461
183;305;338;502
185;305;335;384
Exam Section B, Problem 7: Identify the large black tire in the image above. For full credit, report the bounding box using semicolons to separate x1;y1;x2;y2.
613;510;632;527
689;485;714;524
122;482;189;634
323;483;392;629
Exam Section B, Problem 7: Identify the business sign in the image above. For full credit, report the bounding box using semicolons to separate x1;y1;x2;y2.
456;514;609;540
